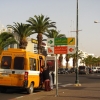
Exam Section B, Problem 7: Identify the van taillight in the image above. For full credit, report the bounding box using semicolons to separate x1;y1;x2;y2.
24;72;28;80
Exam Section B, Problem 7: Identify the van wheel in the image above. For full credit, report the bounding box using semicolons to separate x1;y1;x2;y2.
27;83;34;94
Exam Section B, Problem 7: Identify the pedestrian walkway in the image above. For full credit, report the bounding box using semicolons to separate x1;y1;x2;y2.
17;82;100;100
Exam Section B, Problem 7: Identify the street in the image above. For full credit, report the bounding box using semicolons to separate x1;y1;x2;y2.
58;73;100;85
0;73;100;100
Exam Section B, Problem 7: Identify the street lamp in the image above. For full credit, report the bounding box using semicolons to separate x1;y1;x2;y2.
75;0;79;84
70;0;81;86
94;21;100;23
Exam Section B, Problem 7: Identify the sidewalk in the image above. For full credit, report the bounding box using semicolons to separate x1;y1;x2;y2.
18;82;100;100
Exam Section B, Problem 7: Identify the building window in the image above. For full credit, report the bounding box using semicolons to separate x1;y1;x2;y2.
10;44;14;48
4;46;9;50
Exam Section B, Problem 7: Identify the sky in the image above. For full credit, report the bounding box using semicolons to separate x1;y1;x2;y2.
0;0;100;56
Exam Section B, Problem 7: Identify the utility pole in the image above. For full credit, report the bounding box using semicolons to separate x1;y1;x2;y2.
75;0;79;84
70;0;81;86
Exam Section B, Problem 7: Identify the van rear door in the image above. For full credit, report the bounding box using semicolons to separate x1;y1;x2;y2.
11;57;25;86
0;56;12;86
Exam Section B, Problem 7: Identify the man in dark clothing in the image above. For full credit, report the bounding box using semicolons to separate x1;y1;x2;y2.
43;67;51;91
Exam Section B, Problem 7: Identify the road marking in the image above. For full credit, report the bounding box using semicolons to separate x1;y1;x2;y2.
59;83;73;87
9;96;24;100
9;93;36;100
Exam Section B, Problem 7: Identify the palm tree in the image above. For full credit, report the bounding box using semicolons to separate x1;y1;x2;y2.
80;57;86;66
83;55;97;67
0;32;17;54
7;22;33;49
96;57;100;66
27;14;56;54
71;50;83;68
44;29;66;38
44;29;66;66
65;54;72;68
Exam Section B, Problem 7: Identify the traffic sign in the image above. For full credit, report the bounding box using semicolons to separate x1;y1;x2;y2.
47;46;76;54
54;38;67;45
54;46;67;54
67;37;75;45
47;47;54;54
47;38;75;46
47;38;54;46
68;46;76;54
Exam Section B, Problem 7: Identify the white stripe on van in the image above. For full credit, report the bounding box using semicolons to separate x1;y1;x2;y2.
0;69;40;75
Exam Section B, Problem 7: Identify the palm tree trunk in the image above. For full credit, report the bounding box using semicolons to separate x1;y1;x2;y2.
37;33;42;54
66;54;69;68
19;39;28;49
66;61;69;68
59;54;63;67
73;58;76;68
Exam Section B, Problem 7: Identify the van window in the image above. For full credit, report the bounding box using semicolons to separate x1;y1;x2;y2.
1;56;12;69
29;58;36;71
14;57;24;70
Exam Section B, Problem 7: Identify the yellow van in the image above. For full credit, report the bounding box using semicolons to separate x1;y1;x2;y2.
0;48;45;94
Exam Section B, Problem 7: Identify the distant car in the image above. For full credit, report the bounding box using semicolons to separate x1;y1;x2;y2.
98;68;100;73
92;67;98;73
58;68;66;74
69;68;76;73
65;68;70;74
79;66;89;74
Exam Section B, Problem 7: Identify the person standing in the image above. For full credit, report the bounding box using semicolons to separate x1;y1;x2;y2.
43;67;51;91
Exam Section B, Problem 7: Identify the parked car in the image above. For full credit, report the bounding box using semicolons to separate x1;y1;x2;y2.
98;68;100;73
92;67;99;73
65;68;70;74
58;68;66;74
78;66;89;74
69;68;76;73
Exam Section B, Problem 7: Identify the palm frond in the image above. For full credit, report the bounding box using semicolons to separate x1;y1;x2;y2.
0;32;17;50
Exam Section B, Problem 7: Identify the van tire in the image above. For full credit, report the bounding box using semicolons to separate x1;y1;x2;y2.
27;83;34;94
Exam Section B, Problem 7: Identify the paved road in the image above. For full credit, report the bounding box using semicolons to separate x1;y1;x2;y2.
59;73;100;84
0;73;100;100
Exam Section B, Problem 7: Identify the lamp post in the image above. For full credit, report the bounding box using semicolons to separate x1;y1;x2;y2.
75;0;79;84
94;21;100;23
70;0;81;85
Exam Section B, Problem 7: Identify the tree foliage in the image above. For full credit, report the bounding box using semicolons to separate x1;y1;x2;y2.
0;32;17;54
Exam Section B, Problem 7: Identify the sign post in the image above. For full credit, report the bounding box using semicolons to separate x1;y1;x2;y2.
47;37;76;97
55;54;58;97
